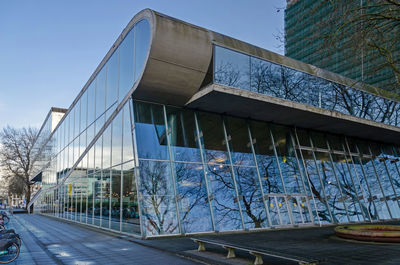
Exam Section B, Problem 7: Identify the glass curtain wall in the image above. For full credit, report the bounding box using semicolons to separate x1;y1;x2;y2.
129;100;400;237
35;99;400;237
33;40;400;238
35;99;140;235
33;17;150;205
33;18;150;236
214;45;400;128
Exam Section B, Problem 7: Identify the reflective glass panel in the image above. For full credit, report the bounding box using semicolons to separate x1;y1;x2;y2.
81;174;88;223
122;103;134;163
135;19;151;81
224;117;255;166
382;146;400;211
314;151;348;223
93;171;102;226
166;107;201;162
94;134;102;171
271;125;305;194
214;45;400;128
301;149;332;223
112;110;123;167
111;166;122;231
81;89;88;132
330;153;364;222
233;166;268;228
373;158;400;218
175;162;213;233
214;46;250;90
87;173;95;224
106;50;119;110
196;112;229;165
79;130;86;160
359;155;391;220
122;167;140;234
119;27;134;100
101;170;111;229
134;102;169;160
103;125;112;169
87;82;96;126
250;57;281;95
350;155;378;220
139;160;179;236
205;164;243;231
74;100;80;139
96;67;106;119
249;121;284;194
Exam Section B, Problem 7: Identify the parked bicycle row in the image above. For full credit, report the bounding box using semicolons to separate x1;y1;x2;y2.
0;211;21;264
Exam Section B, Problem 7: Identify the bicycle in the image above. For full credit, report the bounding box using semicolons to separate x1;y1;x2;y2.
0;238;20;264
0;213;9;226
0;231;21;248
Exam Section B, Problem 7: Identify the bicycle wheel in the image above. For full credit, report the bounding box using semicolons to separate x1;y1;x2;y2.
2;218;8;226
0;243;20;264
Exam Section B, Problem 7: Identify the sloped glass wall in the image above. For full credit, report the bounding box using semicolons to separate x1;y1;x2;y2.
35;99;400;237
33;18;150;192
35;99;141;235
33;18;150;236
132;100;400;237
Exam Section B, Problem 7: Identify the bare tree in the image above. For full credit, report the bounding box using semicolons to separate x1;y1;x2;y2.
0;176;9;201
0;126;39;209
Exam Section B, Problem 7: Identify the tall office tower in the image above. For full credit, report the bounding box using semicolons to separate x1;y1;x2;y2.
285;0;400;93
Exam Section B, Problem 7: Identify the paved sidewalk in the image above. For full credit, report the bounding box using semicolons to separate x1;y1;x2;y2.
6;214;400;265
6;214;201;265
130;221;400;265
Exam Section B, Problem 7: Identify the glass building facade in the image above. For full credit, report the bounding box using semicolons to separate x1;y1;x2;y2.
215;46;400;127
32;9;400;238
284;0;400;94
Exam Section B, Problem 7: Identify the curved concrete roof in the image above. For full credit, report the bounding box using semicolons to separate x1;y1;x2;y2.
134;10;213;105
130;9;400;144
132;9;399;106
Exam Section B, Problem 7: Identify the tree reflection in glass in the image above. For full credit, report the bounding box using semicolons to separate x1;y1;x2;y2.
166;107;201;162
330;153;364;222
225;117;268;228
196;112;229;165
314;152;348;223
214;45;400;127
301;150;333;224
206;164;243;231
134;102;169;160
214;46;250;90
175;162;213;233
139;160;178;236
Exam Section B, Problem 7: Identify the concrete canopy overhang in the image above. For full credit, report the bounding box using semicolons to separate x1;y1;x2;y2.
186;84;400;144
132;10;213;106
131;10;400;107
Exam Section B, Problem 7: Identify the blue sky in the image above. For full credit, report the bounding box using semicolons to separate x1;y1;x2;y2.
0;0;285;129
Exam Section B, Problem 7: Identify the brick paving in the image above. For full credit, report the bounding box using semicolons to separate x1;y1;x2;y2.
5;214;201;265
5;213;400;265
131;222;400;265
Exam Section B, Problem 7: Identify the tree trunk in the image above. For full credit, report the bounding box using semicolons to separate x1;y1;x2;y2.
25;184;31;211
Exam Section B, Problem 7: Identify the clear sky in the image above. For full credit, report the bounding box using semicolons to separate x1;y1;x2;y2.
0;0;285;129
